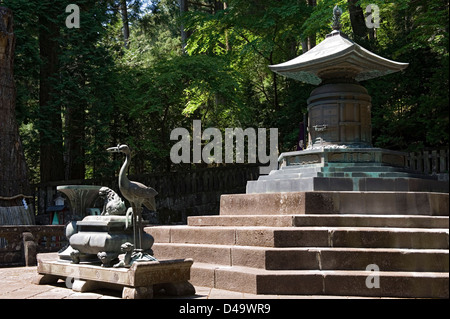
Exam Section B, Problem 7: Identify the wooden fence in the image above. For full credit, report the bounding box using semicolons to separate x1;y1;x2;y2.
0;225;66;266
32;164;260;225
406;149;449;177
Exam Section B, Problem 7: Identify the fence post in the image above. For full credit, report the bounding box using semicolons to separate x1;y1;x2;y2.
22;232;37;266
440;149;449;173
431;150;437;174
408;152;415;171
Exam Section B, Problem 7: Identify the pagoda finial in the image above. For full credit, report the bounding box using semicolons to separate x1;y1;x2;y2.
332;5;342;31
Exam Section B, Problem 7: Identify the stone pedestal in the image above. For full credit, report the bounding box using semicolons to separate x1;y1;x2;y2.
246;147;448;194
65;215;154;266
34;253;195;299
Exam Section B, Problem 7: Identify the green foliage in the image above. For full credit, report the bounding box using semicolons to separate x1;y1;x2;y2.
365;0;449;151
3;0;448;183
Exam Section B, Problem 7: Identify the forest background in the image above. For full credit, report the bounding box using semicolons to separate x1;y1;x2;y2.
1;0;448;185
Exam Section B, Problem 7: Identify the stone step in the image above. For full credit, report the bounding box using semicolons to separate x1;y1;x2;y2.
324;162;402;167
259;173;318;180
187;214;449;228
190;263;449;298
264;165;430;179
270;166;323;175
145;225;449;249
246;176;449;193
219;192;449;216
324;165;413;173
317;172;436;179
152;243;449;272
260;172;435;181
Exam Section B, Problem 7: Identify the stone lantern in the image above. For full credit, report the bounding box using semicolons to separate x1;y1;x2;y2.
246;6;447;193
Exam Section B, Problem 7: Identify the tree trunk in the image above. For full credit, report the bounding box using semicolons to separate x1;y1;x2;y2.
223;2;231;51
0;7;30;198
301;0;317;52
348;0;368;43
65;103;86;180
179;0;189;53
307;0;316;49
121;0;130;48
38;9;65;183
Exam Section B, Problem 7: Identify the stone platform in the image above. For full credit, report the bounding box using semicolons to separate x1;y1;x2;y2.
144;191;449;298
34;254;195;299
219;191;448;216
247;148;448;194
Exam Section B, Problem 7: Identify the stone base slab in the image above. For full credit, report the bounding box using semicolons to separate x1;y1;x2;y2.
186;263;448;298
34;253;195;299
278;148;409;168
187;214;449;228
247;148;449;193
220;191;449;216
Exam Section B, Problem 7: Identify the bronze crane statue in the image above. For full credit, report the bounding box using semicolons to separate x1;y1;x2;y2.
107;144;158;251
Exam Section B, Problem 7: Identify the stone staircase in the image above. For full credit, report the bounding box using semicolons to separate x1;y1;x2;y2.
144;191;449;298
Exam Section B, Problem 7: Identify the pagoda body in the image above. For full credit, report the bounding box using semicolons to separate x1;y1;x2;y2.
247;28;447;193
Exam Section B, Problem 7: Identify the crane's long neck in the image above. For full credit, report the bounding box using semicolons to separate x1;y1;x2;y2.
119;152;131;189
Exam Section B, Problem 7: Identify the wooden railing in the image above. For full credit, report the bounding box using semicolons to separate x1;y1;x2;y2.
406;149;449;177
0;225;66;266
32;164;261;225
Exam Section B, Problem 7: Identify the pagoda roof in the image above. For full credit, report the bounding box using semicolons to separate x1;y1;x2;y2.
269;31;409;85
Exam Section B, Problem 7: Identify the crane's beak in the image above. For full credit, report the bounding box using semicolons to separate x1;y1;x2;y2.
107;146;119;153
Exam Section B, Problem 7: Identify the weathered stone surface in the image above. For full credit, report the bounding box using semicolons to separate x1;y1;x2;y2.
250;148;448;193
220;192;449;216
318;248;449;272
122;286;153;299
152;243;232;265
214;266;259;294
169;226;236;245
32;273;59;285
328;227;448;249
208;265;449;298
155;281;196;296
220;192;306;215
148;225;448;249
35;253;195;299
150;243;448;273
189;263;218;287
292;215;449;228
187;214;448;228
323;271;449;298
188;215;295;227
256;271;324;295
247;176;449;193
144;186;449;298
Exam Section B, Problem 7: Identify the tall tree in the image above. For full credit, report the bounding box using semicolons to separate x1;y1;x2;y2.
38;1;65;183
179;0;189;52
347;0;368;44
121;0;130;48
0;7;30;197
